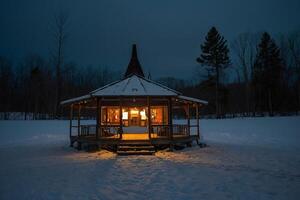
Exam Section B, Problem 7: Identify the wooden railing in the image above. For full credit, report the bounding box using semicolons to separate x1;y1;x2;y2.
77;124;197;139
188;124;199;136
99;125;120;138
151;124;171;138
79;124;97;137
150;124;192;138
172;124;189;136
78;124;120;138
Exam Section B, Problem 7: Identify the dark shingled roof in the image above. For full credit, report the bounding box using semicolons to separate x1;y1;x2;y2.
124;44;145;78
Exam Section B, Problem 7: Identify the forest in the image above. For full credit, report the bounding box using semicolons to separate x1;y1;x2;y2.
0;20;299;119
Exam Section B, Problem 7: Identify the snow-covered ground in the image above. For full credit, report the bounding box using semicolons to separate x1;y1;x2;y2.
0;117;300;200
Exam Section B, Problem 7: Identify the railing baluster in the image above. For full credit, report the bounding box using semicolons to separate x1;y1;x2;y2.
77;123;194;140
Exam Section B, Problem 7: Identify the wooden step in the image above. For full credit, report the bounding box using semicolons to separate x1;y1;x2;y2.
117;150;155;156
118;145;155;151
119;140;152;145
117;144;156;156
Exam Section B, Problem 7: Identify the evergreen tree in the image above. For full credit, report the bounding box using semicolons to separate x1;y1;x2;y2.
252;32;284;115
197;27;230;118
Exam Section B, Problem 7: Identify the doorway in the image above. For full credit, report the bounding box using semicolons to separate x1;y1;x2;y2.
122;107;147;127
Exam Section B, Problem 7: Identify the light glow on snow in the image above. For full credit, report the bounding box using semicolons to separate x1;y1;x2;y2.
0;117;300;199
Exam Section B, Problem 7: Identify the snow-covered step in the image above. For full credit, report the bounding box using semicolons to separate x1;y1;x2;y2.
117;150;155;156
119;141;152;145
117;144;156;155
118;145;155;151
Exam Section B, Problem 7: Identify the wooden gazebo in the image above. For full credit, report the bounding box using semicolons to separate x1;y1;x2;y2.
61;45;207;155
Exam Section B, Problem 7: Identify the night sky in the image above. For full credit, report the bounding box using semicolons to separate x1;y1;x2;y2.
1;0;300;79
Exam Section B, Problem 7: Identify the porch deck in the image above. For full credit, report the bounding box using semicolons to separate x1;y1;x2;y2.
99;133;197;140
70;123;200;151
71;133;199;148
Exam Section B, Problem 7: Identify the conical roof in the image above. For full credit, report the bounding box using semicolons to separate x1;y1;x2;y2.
91;75;180;96
60;44;208;105
124;44;145;78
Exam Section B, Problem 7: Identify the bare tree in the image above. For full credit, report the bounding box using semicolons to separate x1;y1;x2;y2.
51;12;69;118
287;31;300;113
0;57;14;119
232;33;257;115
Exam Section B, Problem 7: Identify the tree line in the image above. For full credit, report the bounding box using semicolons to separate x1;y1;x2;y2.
0;22;299;119
191;27;300;118
157;28;300;118
0;55;121;119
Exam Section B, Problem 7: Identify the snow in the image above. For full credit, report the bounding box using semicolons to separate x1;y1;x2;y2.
177;95;208;104
60;94;91;105
91;75;179;96
1;117;300;199
60;75;207;105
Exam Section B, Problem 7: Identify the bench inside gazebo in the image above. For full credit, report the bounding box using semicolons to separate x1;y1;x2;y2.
61;45;207;155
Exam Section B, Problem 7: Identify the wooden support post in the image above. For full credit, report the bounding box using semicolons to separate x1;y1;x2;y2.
168;97;173;140
69;104;73;147
99;98;102;138
119;97;123;139
196;103;200;139
96;98;99;140
147;97;151;139
78;104;81;136
187;103;190;136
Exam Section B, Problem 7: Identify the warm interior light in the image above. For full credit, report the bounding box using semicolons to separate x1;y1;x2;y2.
130;108;139;115
151;107;166;124
140;109;147;120
104;107;120;124
122;111;128;120
103;106;166;126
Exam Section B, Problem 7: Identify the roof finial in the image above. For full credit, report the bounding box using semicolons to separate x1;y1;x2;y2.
132;44;138;58
124;44;145;78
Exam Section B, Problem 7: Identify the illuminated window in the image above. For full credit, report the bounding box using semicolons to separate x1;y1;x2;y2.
101;106;166;126
151;106;168;125
130;108;139;115
102;107;120;125
122;110;128;120
140;109;147;120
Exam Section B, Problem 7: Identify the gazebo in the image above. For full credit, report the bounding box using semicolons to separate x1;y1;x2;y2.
61;45;207;155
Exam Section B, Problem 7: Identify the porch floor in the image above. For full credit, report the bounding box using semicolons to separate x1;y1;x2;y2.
122;133;149;140
118;133;193;140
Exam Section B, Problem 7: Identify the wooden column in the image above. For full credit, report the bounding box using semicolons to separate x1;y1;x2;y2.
96;98;100;140
147;97;151;139
77;104;81;136
168;97;173;140
119;97;123;139
196;103;200;139
187;103;190;136
69;104;73;138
